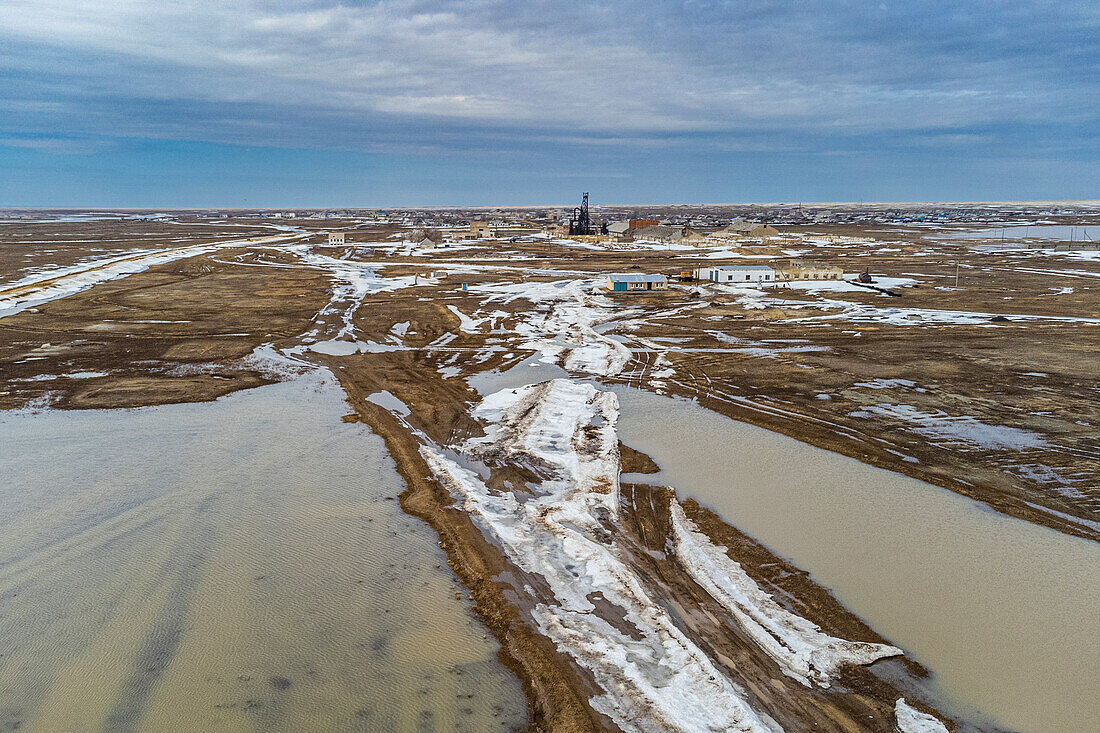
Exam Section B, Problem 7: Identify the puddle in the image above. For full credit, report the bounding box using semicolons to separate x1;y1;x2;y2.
611;384;1100;733
468;352;570;395
366;389;411;417
0;372;526;732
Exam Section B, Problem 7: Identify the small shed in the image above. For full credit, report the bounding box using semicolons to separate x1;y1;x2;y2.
606;273;668;292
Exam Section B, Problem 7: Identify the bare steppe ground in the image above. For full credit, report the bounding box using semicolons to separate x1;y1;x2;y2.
2;211;1097;731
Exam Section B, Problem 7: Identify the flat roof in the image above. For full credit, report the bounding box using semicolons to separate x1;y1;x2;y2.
608;273;667;282
709;265;775;271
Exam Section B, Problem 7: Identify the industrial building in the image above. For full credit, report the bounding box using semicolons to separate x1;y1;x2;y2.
327;232;345;245
694;265;776;284
606;218;660;236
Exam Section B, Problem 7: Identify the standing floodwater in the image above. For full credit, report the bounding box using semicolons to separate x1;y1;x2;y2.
0;373;525;732
613;385;1100;733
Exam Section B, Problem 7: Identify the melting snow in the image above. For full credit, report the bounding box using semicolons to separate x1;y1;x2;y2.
848;404;1047;450
446;304;486;333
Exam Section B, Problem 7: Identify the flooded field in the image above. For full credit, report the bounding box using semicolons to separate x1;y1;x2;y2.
613;385;1100;733
0;372;525;732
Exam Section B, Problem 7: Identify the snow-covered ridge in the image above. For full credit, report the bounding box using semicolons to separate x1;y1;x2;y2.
420;379;780;732
668;501;902;687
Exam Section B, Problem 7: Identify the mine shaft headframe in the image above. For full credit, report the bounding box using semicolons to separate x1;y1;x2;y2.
569;191;593;236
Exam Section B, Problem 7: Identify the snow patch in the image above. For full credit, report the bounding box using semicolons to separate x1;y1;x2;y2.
848;404;1046;450
447;304;486;333
894;698;949;732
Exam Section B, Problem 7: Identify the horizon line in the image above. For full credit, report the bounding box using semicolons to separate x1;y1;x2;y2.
3;199;1100;212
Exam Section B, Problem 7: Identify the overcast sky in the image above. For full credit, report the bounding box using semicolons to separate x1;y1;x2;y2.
1;1;1096;206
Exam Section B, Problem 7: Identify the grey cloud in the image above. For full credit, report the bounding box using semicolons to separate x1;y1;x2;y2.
0;0;1095;152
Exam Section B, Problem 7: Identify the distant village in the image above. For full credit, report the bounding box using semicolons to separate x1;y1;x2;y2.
361;201;859;294
160;196;1099;297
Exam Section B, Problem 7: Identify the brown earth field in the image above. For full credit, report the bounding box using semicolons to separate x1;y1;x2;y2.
4;215;1097;731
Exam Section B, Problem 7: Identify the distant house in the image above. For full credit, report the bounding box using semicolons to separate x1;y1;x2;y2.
546;223;570;237
680;229;709;246
470;221;492;238
328;232;346;245
710;219;779;241
772;261;843;281
694;265;776;284
632;224;684;244
606;273;668;292
409;227;443;245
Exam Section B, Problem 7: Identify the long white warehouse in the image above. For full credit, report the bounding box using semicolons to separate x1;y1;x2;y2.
695;265;776;285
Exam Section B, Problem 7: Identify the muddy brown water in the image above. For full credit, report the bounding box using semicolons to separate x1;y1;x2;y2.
0;372;525;732
610;384;1100;733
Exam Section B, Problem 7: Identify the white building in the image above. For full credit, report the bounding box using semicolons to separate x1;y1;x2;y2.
694;265;776;285
328;232;346;245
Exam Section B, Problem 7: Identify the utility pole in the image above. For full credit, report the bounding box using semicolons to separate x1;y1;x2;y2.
955;261;960;288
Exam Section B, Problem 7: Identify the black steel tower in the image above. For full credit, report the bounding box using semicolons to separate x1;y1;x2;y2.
569;192;593;236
